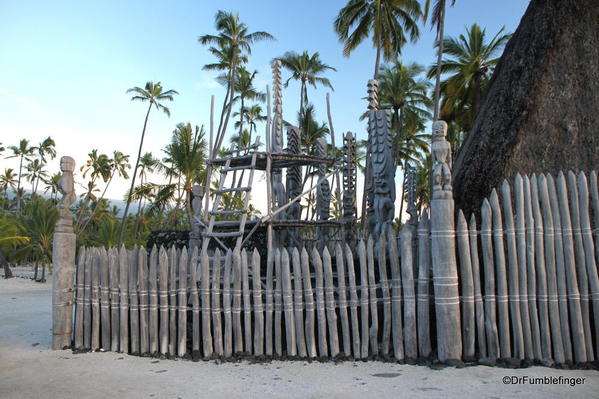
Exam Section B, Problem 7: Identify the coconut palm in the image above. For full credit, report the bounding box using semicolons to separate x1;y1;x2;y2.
199;11;274;156
164;123;207;225
7;139;38;212
0;168;17;196
76;150;111;230
423;0;457;120
334;0;422;80
119;81;178;244
24;158;49;197
19;197;58;281
231;67;266;142
278;51;336;115
428;23;511;132
234;104;266;143
43;173;61;200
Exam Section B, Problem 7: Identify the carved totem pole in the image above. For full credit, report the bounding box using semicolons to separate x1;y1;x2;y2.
52;156;77;349
366;79;396;238
285;126;302;245
405;163;418;226
342;131;357;244
364;79;378;234
271;60;286;220
430;120;462;361
189;184;204;249
316;137;331;248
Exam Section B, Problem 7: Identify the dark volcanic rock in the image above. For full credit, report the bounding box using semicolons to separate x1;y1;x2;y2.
453;0;599;217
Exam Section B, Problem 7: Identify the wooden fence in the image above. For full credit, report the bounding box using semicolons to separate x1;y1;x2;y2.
70;170;598;364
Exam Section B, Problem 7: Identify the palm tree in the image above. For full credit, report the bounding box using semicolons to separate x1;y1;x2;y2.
428;24;511;132
279;51;336;115
234;104;266;143
163;123;207;225
134;152;159;223
24;159;49;197
423;0;457;120
19;197;58;281
199;11;274;156
119;81;178;244
43;173;61;200
76;150;111;230
79;151;130;233
375;61;432;137
7;139;38;212
231;67;266;142
36;136;56;194
0;169;17;196
334;0;422;80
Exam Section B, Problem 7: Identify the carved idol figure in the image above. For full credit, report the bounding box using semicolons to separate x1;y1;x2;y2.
55;156;76;233
431;120;452;199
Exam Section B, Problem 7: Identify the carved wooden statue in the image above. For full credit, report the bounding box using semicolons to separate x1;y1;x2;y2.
432;120;452;200
271;59;287;217
189;184;204;247
405;163;418;225
285;126;302;244
55;156;76;233
369;109;396;237
316;138;331;247
342;131;357;243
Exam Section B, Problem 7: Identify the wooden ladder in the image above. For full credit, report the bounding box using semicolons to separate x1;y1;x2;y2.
201;137;260;252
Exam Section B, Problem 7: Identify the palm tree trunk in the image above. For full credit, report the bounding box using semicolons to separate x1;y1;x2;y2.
1;250;13;279
214;60;238;156
119;101;153;245
433;1;446;120
16;155;23;212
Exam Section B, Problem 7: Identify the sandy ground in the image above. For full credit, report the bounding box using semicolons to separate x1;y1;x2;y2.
1;277;596;399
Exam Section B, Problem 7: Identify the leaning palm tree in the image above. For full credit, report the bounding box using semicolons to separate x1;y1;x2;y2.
423;0;457;120
7;139;38;212
334;0;422;80
199;11;275;157
163;123;207;225
428;24;511;132
278;51;336;116
119;81;178;244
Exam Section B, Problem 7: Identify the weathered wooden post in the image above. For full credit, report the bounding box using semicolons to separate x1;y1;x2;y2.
430;121;462;362
52;156;77;350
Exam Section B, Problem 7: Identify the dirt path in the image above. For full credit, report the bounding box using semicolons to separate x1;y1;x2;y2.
0;277;596;399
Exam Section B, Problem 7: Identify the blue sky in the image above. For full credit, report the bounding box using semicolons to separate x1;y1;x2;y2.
0;0;529;213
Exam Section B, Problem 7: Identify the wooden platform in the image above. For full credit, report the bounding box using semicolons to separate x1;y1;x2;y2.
209;152;335;170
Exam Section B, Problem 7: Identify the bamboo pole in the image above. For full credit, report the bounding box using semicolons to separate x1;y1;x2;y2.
577;171;599;358
358;240;369;358
556;172;586;362
538;175;565;363
312;247;328;357
524;175;542;360
138;247;149;355
223;249;233;358
301;247;317;358
91;248;100;351
415;213;428;359
281;248;297;356
158;246;168;355
457;210;475;361
177;247;188;357
108;247;120;352
500;180;524;360
469;214;486;358
531;175;552;363
242;249;253;355
335;244;350;357
274;248;283;356
148;246;158;355
567;171;594;361
378;233;391;357
167;247;177;357
74;247;86;350
212;249;223;357
252;249;265;356
514;174;533;361
547;174;573;362
345;244;361;359
481;199;499;360
322;247;339;357
489;190;511;359
118;245;129;353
